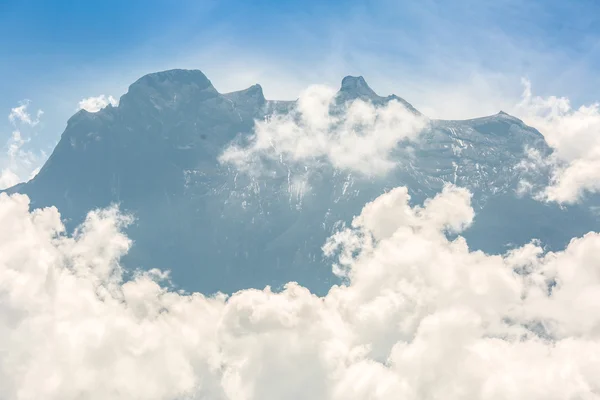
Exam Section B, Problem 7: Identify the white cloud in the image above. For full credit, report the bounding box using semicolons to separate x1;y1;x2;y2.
78;95;119;112
219;85;427;177
8;100;43;127
0;168;19;189
0;131;27;189
1;100;46;189
0;130;43;190
2;185;600;399
513;79;600;203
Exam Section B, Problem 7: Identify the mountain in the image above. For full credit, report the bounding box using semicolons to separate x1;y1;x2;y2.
3;69;600;295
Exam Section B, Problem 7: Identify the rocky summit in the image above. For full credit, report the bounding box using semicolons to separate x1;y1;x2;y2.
4;69;599;295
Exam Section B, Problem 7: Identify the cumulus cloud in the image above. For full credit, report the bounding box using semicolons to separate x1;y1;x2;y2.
8;100;43;127
219;85;427;177
78;95;119;112
2;185;600;399
514;79;600;203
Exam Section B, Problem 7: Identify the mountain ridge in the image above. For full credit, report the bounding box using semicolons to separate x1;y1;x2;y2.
3;68;598;295
55;68;526;132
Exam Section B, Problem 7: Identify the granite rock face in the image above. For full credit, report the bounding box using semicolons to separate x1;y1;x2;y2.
4;69;599;294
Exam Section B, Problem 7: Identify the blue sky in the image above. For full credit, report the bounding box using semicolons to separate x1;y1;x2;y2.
2;0;600;185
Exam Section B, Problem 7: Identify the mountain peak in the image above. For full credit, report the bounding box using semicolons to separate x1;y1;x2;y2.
338;75;421;115
340;75;378;98
243;83;264;96
340;75;378;97
120;69;218;110
495;110;523;122
341;75;367;87
223;83;266;107
133;69;212;88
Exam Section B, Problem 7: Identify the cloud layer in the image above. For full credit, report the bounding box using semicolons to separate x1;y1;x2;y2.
2;185;600;399
220;85;427;177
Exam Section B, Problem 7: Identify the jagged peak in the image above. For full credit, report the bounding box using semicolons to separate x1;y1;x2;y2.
223;84;266;106
448;110;524;124
494;110;524;123
225;83;263;96
337;75;422;115
246;83;263;92
340;75;379;98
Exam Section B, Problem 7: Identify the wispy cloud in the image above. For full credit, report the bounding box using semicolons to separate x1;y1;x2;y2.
1;101;46;189
8;100;43;127
0;130;44;189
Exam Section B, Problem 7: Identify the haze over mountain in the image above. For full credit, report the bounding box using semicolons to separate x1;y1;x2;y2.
3;69;599;294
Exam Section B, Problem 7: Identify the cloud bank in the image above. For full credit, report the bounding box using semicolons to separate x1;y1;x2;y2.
220;85;427;177
2;185;600;399
78;95;119;113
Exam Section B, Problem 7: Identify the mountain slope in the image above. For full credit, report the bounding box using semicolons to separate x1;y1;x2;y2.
4;69;599;294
